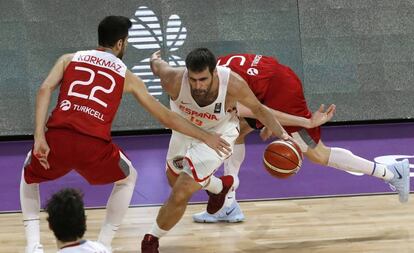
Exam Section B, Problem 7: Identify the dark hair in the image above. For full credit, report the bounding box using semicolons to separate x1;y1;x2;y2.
98;15;132;47
46;188;86;242
185;48;217;73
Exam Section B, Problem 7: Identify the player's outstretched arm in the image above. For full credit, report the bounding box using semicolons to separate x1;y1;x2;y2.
308;104;336;128
34;53;73;169
228;73;290;141
124;70;231;156
237;103;336;128
149;50;182;99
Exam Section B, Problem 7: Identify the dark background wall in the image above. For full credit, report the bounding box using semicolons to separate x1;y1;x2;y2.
1;0;413;136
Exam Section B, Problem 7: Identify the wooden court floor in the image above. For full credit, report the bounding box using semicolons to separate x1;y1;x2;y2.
3;194;414;253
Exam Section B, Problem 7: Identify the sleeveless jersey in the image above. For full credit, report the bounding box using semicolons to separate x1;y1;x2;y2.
217;53;290;102
170;66;235;130
47;49;127;141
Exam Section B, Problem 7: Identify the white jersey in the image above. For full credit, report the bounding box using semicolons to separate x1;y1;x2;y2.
166;66;239;186
57;240;110;253
170;66;237;130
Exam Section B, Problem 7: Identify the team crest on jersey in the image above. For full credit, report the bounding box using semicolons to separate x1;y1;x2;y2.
60;100;71;111
247;67;259;76
214;103;222;113
128;6;187;98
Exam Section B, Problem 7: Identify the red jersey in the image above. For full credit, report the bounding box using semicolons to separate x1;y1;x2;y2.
217;54;291;102
47;50;127;141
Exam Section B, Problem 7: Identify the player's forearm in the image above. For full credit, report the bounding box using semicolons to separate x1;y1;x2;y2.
167;112;211;142
143;97;211;142
238;103;309;128
254;105;285;138
34;87;52;139
150;58;170;77
268;108;310;128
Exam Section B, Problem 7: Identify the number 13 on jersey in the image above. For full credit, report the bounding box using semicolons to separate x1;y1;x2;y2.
190;116;203;126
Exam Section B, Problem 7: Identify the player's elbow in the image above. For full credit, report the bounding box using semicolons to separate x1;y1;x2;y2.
37;84;54;96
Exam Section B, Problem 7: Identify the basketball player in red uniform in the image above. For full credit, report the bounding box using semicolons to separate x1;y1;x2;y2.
192;53;410;223
20;16;230;253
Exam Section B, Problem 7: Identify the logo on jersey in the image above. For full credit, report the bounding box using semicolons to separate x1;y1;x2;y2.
344;155;414;178
60;100;71;111
178;104;218;121
173;157;184;169
252;54;262;66
214;103;222;113
128;6;187;98
247;67;259;76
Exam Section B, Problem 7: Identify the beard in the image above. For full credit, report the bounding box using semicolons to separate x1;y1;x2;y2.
191;78;213;100
117;49;124;59
117;42;126;59
192;89;208;97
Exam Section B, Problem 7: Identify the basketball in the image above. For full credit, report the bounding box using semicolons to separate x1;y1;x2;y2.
263;140;303;178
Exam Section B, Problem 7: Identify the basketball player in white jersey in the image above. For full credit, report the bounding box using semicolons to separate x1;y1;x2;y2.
46;188;110;253
140;48;291;252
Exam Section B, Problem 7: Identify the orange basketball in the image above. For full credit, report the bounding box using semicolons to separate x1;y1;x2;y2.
263;140;303;178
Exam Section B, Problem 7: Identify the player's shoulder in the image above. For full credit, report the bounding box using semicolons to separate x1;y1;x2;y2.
60;53;75;61
226;70;249;96
53;53;75;71
228;70;247;85
57;53;75;67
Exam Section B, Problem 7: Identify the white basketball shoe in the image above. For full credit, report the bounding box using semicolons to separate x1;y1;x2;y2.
193;200;245;223
387;159;410;203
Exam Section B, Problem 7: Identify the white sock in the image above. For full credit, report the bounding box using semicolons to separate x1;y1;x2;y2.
204;176;223;194
222;144;245;207
328;148;394;181
20;169;41;248
224;144;245;187
98;164;137;248
149;222;168;239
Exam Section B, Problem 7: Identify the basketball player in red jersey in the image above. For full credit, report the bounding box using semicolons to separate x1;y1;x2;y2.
20;16;230;253
192;53;410;223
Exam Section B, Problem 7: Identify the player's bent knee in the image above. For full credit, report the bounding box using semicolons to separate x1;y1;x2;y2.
166;169;178;188
305;148;330;166
115;160;137;186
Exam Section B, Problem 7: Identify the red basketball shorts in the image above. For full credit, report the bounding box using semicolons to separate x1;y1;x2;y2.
23;128;131;185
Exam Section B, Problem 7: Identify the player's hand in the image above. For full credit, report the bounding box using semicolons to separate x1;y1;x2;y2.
280;132;294;142
33;136;50;170
259;126;273;141
260;128;297;145
308;104;336;128
206;133;232;157
150;50;162;62
259;127;290;141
